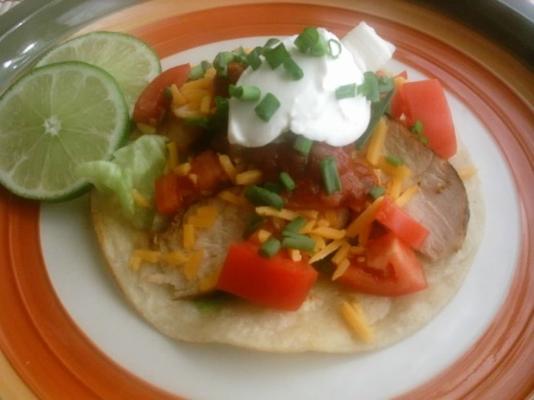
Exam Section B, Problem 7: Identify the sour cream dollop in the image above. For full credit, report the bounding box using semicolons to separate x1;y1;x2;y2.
228;23;395;148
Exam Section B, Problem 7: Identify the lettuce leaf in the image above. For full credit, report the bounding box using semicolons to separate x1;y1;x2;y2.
77;135;167;228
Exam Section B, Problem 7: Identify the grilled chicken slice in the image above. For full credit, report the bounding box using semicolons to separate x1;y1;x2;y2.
147;198;251;298
384;119;469;261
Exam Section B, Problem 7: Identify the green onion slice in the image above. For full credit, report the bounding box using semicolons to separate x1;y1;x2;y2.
255;93;281;122
283;216;306;235
263;181;283;194
244;185;284;209
335;83;357;99
293;135;313;156
260;237;281;258
279;172;296;191
229;84;261;101
385;155;404;166
263;38;281;49
213;51;235;77
377;75;394;93
294;27;329;56
369;185;385;199
357;72;380;102
411;120;424;134
282;234;315;252
328;39;342;58
283;57;304;80
264;43;291;69
247;47;263;70
320;156;342;195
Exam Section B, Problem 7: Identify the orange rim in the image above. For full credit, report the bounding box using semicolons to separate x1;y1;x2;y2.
0;3;532;399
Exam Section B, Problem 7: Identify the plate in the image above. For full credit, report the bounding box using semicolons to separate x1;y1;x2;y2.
0;1;532;399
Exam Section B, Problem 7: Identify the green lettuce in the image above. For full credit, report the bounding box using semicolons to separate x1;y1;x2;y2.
77;135;167;228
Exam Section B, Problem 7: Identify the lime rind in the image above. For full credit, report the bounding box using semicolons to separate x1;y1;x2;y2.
35;31;161;113
0;61;129;201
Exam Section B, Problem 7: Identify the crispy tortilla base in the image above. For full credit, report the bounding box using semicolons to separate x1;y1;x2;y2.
91;147;483;353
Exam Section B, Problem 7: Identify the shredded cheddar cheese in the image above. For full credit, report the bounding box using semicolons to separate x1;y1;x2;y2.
218;190;247;206
255;206;299;221
332;259;350;281
161;251;187;266
366;117;387;166
183;224;195;250
257;229;272;243
166;142;178;171
218;154;237;180
458;165;477;180
340;301;374;343
346;196;384;238
311;234;326;252
170;84;187;106
187;205;218;229
132;188;151;209
396;185;419;207
309;239;344;263
183;250;203;281
311;226;346;240
289;249;302;262
300;219;316;234
332;241;351;265
235;169;263;185
174;162;191;176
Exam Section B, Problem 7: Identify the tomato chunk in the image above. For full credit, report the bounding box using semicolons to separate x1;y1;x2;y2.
338;233;427;296
217;242;318;311
400;79;456;159
133;64;191;126
375;197;429;249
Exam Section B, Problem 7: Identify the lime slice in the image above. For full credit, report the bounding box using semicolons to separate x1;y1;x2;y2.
0;61;129;200
36;31;161;112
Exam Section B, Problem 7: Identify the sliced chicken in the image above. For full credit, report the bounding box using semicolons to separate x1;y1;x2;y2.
384;119;469;260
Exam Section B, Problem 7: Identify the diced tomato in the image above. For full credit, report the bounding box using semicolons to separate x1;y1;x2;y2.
399;79;457;159
189;150;230;192
338;233;427;296
217;242;318;311
389;71;408;119
154;173;182;215
375;197;429;249
133;64;191;126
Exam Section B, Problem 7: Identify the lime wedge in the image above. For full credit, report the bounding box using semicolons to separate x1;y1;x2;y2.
36;31;161;112
0;62;129;200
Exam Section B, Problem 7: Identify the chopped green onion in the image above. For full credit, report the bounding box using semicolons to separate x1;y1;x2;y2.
385;155;404;166
263;38;281;49
294;27;328;56
417;134;429;145
328;39;342;58
279;172;296;191
244;214;264;238
192;292;228;313
293;135;313;156
411;120;424;134
320;156;342;195
377;75;394;93
282;234;315;252
255;93;281;122
188;64;204;80
264;43;290;69
247;47;263;70
283;57;304;80
263;181;283;194
213;51;235;77
283;216;306;235
335;83;357;99
356;90;394;149
229;84;261;101
183;116;211;128
201;60;211;71
260;237;281;258
244;185;284;209
232;47;248;64
369;185;385;199
357;72;380;102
